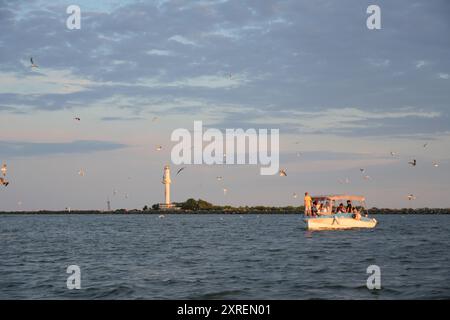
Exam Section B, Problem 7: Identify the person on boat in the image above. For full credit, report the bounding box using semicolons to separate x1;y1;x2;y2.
346;200;353;213
311;200;319;216
336;203;346;213
304;192;312;216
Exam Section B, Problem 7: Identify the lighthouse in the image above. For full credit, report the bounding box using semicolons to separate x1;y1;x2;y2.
162;165;171;206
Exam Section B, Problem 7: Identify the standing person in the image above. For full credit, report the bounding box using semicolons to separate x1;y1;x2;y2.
304;192;312;216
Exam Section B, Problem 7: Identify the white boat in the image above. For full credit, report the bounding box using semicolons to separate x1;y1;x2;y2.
304;195;377;231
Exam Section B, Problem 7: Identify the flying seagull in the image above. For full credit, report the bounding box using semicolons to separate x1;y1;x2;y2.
279;169;287;177
408;159;417;167
176;167;186;175
0;177;9;187
407;194;416;201
360;168;365;173
423;143;428;148
74;117;81;121
30;57;38;68
216;176;223;181
293;193;298;199
433;162;439;168
390;151;398;157
156;145;162;151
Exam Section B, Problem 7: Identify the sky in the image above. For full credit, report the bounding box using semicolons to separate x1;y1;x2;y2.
1;0;450;210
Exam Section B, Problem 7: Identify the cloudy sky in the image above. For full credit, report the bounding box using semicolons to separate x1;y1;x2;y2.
1;0;450;210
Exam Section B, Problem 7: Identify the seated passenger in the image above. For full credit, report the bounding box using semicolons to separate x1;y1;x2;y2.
346;200;353;213
336;203;346;213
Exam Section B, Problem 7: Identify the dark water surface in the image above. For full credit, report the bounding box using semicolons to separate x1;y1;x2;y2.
0;214;449;299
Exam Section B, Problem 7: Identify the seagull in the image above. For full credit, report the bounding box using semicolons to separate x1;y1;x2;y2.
74;117;81;121
223;188;228;195
0;177;9;187
158;214;165;219
1;163;6;177
30;57;38;68
78;169;85;176
407;194;416;201
279;169;287;177
156;145;162;151
216;176;223;181
423;143;428;148
360;168;365;173
176;167;186;175
293;193;298;199
408;159;417;167
433;162;439;168
390;151;398;157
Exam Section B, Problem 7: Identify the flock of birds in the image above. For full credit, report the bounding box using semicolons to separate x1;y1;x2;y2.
0;57;443;208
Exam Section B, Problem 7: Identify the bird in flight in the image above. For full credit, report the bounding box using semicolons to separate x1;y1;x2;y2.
279;169;287;177
423;143;428;148
0;177;9;187
407;194;416;201
433;162;439;168
408;159;417;167
30;57;38;68
74;117;81;121
176;167;186;175
216;176;223;181
156;145;162;151
293;193;298;199
360;168;365;173
390;151;398;157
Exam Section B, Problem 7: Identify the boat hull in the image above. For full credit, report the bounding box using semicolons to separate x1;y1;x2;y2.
304;214;377;230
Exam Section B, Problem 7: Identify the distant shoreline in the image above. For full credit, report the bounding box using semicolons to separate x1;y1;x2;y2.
1;208;450;215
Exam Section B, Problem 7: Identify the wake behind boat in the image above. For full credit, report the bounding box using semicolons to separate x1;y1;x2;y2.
303;194;377;231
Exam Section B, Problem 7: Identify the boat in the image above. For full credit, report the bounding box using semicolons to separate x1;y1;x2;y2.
303;195;377;230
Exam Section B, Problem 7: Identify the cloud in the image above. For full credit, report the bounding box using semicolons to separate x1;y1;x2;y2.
0;140;127;157
146;49;176;56
367;58;391;68
438;73;449;80
415;60;429;69
168;35;197;46
0;68;94;95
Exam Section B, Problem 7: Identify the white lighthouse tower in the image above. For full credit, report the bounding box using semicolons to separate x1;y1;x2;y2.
160;165;177;209
163;165;171;206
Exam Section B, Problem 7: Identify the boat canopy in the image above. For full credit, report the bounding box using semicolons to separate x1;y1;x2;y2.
312;194;365;202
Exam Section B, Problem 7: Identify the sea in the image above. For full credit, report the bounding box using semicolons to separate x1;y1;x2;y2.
0;214;449;299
